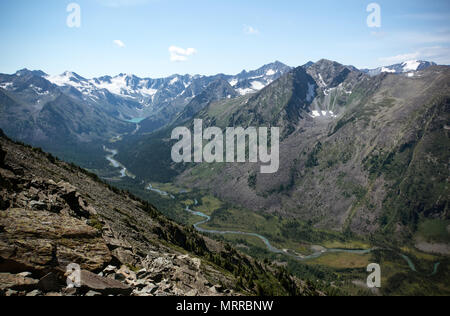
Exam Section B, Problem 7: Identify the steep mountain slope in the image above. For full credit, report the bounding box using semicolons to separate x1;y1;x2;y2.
175;79;238;124
0;130;320;296
0;71;134;167
174;65;449;243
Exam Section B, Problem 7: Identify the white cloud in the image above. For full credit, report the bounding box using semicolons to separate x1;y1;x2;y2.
113;40;126;48
243;25;259;35
379;52;420;64
169;46;197;62
379;46;450;65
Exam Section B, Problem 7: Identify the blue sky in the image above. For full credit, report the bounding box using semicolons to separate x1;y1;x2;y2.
0;0;449;78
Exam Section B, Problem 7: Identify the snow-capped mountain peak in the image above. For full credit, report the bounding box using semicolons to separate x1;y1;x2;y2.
1;61;291;126
362;60;436;76
46;71;88;89
230;61;291;95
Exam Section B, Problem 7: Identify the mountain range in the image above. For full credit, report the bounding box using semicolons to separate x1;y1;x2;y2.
0;61;291;162
0;58;448;296
113;59;449;249
361;60;437;76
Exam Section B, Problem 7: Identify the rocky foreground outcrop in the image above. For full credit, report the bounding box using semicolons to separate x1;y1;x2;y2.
0;132;321;296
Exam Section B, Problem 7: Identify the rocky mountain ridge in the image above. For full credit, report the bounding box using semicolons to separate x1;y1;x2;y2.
0;130;320;296
116;61;449;245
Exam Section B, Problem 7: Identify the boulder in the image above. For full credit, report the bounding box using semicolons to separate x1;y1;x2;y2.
56;181;90;218
79;270;132;295
0;273;39;292
0;208;111;273
112;248;139;267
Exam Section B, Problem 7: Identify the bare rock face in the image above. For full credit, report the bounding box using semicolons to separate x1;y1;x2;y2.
0;160;111;276
0;208;111;274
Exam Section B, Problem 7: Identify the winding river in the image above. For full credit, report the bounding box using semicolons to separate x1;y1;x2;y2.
184;205;374;261
142;180;441;274
103;120;442;276
185;204;441;274
104;146;129;178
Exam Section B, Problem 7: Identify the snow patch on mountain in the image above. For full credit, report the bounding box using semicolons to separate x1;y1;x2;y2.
46;72;82;87
237;87;255;95
402;60;421;72
92;76;131;95
363;60;436;76
251;81;265;91
381;67;396;73
310;110;337;119
317;74;327;87
0;82;13;90
229;79;238;87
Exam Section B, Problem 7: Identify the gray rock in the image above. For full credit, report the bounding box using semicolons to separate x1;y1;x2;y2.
142;283;158;295
85;290;102;297
29;200;47;210
4;289;19;296
131;279;147;290
116;266;136;282
26;289;42;296
136;268;149;279
16;272;33;278
103;265;117;274
61;287;78;296
112;248;139;267
0;273;39;292
79;270;132;296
